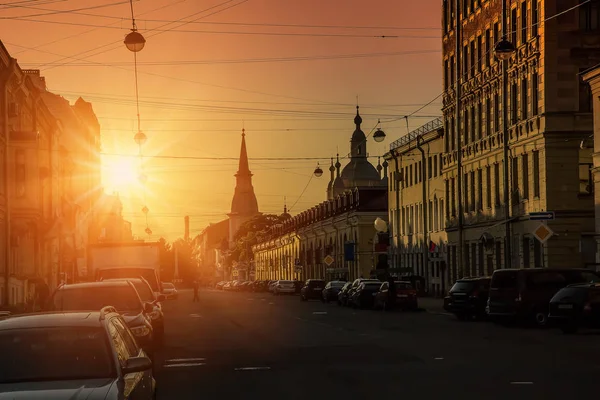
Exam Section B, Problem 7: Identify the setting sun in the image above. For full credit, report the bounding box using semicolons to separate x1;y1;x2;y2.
101;156;140;191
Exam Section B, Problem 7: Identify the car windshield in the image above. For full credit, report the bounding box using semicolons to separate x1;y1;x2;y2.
451;281;477;292
0;327;114;383
106;279;154;302
362;283;382;290
330;282;346;288
52;286;142;313
396;282;413;290
163;283;175;289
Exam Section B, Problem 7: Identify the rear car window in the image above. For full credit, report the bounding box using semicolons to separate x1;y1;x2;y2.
551;286;590;303
491;271;518;289
396;282;413;290
450;281;477;292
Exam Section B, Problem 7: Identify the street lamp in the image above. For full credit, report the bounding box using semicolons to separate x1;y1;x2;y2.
134;131;147;146
313;163;323;177
374;217;388;233
373;119;386;142
494;38;516;61
124;31;146;53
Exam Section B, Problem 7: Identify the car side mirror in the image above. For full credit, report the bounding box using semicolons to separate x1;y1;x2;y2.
157;294;166;302
122;356;152;374
144;303;154;313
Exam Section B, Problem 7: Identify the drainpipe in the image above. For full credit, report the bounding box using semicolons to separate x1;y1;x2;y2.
0;59;16;306
390;150;402;275
416;136;429;290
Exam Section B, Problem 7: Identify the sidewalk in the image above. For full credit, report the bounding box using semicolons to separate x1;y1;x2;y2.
418;297;451;315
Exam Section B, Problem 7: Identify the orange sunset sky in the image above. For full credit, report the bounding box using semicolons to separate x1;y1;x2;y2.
0;0;443;240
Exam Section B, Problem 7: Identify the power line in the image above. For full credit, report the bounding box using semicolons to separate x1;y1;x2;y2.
20;49;440;67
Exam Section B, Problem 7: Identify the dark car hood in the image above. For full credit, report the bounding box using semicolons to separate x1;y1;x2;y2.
0;378;114;400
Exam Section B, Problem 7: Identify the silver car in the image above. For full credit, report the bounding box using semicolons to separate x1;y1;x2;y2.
0;307;155;399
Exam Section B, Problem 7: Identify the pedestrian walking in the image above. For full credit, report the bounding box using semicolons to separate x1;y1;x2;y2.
193;280;200;302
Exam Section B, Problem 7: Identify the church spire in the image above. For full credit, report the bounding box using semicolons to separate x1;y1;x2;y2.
230;129;259;216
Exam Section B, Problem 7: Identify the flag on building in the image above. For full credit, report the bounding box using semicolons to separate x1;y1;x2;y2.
429;241;437;253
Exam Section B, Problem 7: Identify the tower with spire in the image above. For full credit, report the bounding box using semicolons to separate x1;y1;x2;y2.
326;106;386;199
228;129;260;246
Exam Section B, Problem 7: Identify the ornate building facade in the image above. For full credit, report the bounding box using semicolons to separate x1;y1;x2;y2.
441;0;598;282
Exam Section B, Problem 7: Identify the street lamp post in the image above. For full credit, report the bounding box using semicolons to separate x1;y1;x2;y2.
495;1;516;269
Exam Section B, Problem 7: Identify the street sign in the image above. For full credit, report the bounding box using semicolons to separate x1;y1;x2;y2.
529;211;555;221
533;223;554;243
323;255;334;266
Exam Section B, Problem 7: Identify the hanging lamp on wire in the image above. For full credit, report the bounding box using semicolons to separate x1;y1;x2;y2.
125;0;151;237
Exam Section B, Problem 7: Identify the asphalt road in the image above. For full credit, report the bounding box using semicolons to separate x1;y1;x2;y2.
155;289;600;400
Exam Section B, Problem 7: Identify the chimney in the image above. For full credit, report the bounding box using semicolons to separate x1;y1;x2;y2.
184;216;190;241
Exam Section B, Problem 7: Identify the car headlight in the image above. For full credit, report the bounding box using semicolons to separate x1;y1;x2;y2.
130;325;151;337
149;310;161;320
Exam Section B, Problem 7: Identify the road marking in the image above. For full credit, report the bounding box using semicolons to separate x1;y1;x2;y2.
165;358;206;363
234;367;271;371
164;363;206;368
261;298;266;301
268;302;274;305
189;314;203;318
247;298;255;301
510;382;534;385
313;311;327;315
434;357;444;360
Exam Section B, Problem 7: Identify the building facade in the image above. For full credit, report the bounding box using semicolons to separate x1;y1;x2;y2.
253;187;388;282
441;0;598;283
386;118;449;296
0;42;104;307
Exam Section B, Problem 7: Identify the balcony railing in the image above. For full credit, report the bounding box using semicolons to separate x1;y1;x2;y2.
389;117;443;151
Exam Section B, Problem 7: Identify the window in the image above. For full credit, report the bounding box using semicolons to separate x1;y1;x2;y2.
464;107;470;144
532;73;539;116
463;44;469;76
418;161;422;182
493;22;500;52
439;154;443;175
477;169;483;210
450;55;455;86
532;151;540;197
485;29;491;68
495;241;502;270
443;0;448;33
439;199;444;229
579;162;593;194
451;116;456;151
478;242;484;275
579;0;600;31
486;166;492;208
494;163;501;206
512;157;519;203
511;82;518;124
470;171;476;212
494;92;500;133
433;156;438;177
409;164;413;186
428;157;433;179
15;150;25;198
429;201;433;231
451;178;456;216
485;97;491;136
511;7;518;45
434;200;439;231
464;173;469;212
444;59;450;89
522;154;529;199
470;40;476;77
477;103;483;139
532;1;539;36
477;35;482;72
521;1;527;44
579;68;593;112
445;180;450;217
471;105;476;142
521;77;528;119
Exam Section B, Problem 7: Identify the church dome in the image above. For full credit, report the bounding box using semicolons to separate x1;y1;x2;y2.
340;158;382;187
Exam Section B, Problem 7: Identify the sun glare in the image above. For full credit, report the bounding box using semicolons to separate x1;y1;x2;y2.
102;157;140;191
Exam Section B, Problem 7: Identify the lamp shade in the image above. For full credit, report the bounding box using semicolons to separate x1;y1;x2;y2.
124;31;146;52
374;217;388;233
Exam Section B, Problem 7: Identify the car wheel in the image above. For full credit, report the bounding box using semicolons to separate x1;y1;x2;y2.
533;310;548;327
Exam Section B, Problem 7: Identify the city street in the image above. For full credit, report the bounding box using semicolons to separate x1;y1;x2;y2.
155;289;600;399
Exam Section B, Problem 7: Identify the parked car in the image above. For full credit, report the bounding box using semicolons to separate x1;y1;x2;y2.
337;282;354;306
345;279;380;306
322;281;346;302
0;307;155;399
300;279;326;301
487;268;600;326
444;277;490;320
548;282;600;334
215;281;225;290
349;281;383;309
374;281;418;311
101;278;166;344
268;281;279;293
162;282;178;299
48;281;156;354
274;280;296;295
